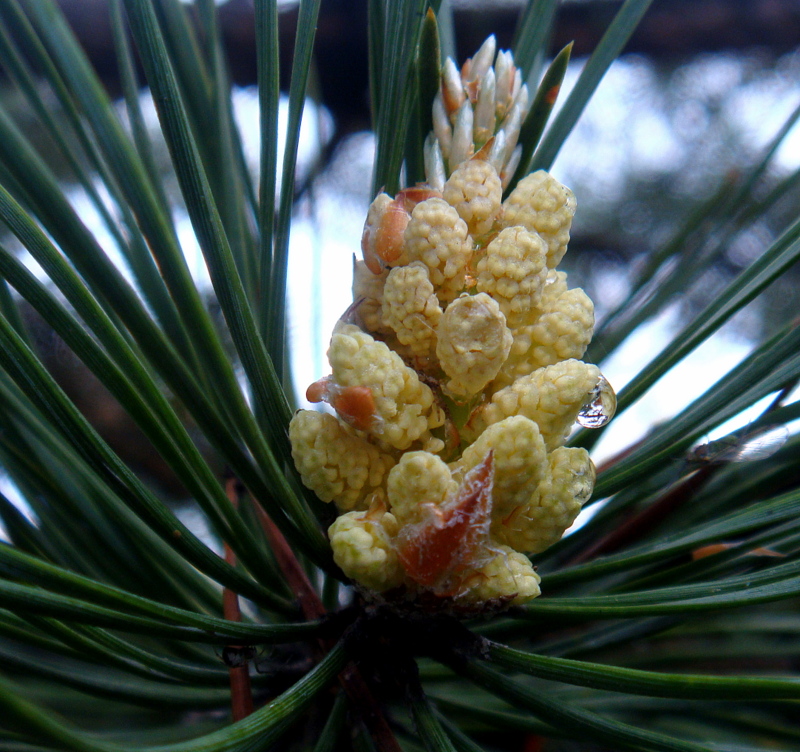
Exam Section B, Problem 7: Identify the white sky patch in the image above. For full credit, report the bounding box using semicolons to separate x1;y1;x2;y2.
67;181;133;281
231;88;334;197
551;52;800;194
565;494;603;536
725;80;800;171
551;57;663;198
180;90;333;290
677;54;744;99
109;88;333;292
287;135;377;407
174;208;208;288
0;476;34;543
776;383;800;440
589;307;753;464
629;109;683;172
587;260;632;319
287;215;326;391
174;503;221;554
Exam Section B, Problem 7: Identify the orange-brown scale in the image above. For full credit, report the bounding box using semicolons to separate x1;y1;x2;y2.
305;377;378;432
395;452;494;593
397;186;442;211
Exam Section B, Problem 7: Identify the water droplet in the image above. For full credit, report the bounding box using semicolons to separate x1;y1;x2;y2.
577;374;616;429
573;459;596;505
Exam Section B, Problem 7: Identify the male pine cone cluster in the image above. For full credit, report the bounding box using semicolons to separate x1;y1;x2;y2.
289;37;611;609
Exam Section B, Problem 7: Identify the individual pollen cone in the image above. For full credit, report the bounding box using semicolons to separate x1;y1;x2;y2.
381;262;442;362
403;197;472;304
362;187;445;273
475;225;548;328
493;447;595;554
457;546;541;606
327;324;444;451
436;293;513;400
503;170;577;268
455;415;547;519
288;411;394;513
288;34;613;611
466;359;602;450
328;494;405;592
387;451;458;527
492;271;594;390
442;157;503;237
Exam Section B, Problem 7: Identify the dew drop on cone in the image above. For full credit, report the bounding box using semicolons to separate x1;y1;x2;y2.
577;374;617;429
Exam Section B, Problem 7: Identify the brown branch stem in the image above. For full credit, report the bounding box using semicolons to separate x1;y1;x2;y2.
252;499;326;621
570;464;716;565
223;477;254;721
251;497;401;752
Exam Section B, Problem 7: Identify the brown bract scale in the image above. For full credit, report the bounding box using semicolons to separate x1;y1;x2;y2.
306;376;379;432
305;378;329;404
395;452;495;595
397;186;443;211
361;188;444;275
332;386;379;432
361;195;409;273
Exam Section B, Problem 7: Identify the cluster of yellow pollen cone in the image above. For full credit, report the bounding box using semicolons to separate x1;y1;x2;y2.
289;35;615;611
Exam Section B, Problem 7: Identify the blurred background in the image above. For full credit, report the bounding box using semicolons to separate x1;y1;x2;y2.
2;0;800;500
